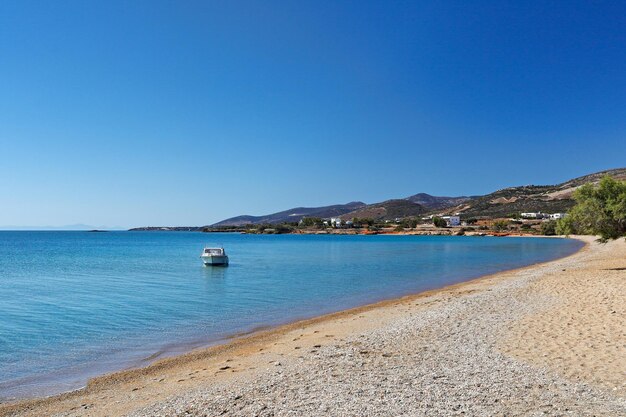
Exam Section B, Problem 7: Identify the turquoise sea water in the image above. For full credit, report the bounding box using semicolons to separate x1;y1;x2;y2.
0;231;582;400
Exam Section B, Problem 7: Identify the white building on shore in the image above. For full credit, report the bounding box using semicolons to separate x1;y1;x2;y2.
521;212;547;219
521;212;567;220
330;217;342;228
442;215;461;227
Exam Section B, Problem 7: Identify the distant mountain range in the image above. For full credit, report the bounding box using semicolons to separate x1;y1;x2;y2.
208;168;626;226
210;202;366;227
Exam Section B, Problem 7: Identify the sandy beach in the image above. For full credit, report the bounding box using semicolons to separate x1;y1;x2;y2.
1;236;624;416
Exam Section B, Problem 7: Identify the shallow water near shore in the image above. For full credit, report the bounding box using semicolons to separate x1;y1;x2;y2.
0;231;583;400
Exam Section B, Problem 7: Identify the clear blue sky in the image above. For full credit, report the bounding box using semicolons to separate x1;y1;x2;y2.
1;1;625;228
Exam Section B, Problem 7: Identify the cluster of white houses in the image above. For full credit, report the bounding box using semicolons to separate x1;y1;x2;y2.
303;212;566;229
421;215;461;226
336;216;462;227
520;212;568;220
329;217;350;227
319;218;356;227
442;215;461;226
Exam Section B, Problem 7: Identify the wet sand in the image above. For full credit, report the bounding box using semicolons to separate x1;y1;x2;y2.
1;236;624;416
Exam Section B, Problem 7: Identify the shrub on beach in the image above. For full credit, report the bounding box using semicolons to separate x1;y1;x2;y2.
352;217;375;227
556;175;626;241
399;218;419;228
299;217;323;228
274;223;295;234
492;220;509;232
540;220;557;236
433;217;447;228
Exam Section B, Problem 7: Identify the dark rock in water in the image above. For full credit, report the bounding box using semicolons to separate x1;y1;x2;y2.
87;230;108;232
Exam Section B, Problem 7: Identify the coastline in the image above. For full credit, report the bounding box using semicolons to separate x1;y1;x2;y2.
2;236;624;416
0;234;580;401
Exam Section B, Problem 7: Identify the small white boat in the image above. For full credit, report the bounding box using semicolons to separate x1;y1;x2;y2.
200;247;229;266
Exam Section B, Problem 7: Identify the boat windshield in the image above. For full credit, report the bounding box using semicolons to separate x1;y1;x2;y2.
204;248;224;255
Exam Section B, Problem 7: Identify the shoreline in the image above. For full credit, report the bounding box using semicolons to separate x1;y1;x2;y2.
0;235;580;403
0;238;590;415
122;234;578;360
131;226;559;237
0;237;582;399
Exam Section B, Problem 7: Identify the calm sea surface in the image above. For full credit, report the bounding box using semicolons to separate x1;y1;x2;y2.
0;231;582;399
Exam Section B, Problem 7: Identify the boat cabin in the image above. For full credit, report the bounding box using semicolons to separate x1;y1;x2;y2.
203;248;225;256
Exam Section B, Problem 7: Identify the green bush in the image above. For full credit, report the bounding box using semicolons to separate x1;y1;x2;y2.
540;220;557;236
556;176;626;241
492;220;509;231
352;217;375;227
299;217;322;228
274;224;294;234
433;217;447;228
399;218;419;228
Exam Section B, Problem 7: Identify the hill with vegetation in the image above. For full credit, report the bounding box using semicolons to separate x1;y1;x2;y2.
448;168;626;219
405;193;472;211
211;201;366;226
136;168;626;230
339;199;425;221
